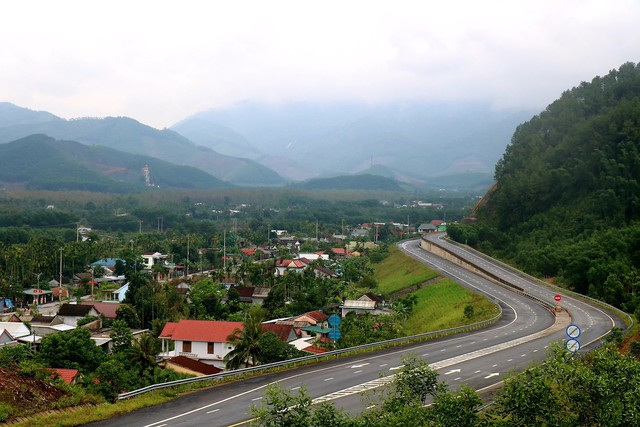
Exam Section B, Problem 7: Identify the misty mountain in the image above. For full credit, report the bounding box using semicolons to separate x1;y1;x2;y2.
173;101;534;185
0;134;231;192
0;103;285;186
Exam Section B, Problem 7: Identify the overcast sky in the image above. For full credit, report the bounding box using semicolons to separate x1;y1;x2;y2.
1;0;639;129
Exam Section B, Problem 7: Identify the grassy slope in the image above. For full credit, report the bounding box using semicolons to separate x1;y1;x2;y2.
375;245;440;295
375;244;498;335
404;278;499;335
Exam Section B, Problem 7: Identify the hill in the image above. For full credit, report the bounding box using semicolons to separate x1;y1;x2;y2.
0;103;285;186
0;134;232;192
291;173;404;191
449;62;640;316
174;101;533;187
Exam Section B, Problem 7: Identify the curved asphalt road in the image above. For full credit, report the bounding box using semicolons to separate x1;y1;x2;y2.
88;237;621;427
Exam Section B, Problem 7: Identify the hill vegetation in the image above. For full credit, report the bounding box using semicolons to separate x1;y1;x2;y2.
449;62;640;318
0;134;231;192
0;104;285;186
292;173;404;191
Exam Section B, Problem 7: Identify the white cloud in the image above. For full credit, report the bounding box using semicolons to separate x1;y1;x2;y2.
1;0;639;128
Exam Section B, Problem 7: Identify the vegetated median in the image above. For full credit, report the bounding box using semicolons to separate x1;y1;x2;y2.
375;244;498;335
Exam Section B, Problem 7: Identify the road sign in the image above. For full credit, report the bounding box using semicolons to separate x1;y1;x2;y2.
566;339;580;353
328;314;341;327
566;324;581;339
554;294;562;302
328;329;342;341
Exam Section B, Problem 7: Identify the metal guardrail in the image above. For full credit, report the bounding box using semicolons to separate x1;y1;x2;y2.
117;305;503;400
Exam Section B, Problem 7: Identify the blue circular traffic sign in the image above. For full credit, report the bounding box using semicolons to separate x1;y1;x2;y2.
566;324;581;339
566;339;581;353
328;314;341;327
328;329;342;341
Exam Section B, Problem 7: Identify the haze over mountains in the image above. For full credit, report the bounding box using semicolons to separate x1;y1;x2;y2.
0;101;533;192
173;101;534;184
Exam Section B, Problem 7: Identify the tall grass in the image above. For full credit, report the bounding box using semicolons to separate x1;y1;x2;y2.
404;279;499;335
375;245;440;295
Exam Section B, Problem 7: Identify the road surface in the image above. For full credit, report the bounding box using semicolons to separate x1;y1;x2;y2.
88;237;622;426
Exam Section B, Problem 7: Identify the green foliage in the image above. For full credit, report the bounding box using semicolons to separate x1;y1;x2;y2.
115;304;141;328
225;306;266;369
470;62;640;308
0;344;32;367
250;384;314;427
258;332;305;364
375;245;440;295
77;315;100;327
110;320;133;353
36;328;106;374
0;402;12;423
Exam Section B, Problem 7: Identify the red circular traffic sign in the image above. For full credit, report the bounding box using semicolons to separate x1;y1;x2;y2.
554;294;562;302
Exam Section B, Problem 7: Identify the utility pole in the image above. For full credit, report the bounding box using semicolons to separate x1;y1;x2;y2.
59;247;63;302
139;220;143;234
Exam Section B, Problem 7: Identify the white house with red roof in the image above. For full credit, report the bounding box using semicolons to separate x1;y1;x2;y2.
274;259;307;276
159;320;243;368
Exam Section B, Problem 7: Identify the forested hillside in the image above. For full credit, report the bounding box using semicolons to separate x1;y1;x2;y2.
449;62;640;317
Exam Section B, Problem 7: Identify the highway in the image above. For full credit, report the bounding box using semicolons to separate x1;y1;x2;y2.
88;236;622;427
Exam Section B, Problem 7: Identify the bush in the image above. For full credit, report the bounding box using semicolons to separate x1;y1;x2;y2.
0;402;12;422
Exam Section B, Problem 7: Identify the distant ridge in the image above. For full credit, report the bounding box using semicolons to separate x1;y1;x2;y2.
0;103;285;186
0;134;231;192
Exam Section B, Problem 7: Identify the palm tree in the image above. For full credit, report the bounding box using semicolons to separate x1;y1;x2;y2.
224;307;266;370
129;332;160;373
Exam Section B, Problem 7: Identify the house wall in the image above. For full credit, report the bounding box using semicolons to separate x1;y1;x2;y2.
174;339;235;364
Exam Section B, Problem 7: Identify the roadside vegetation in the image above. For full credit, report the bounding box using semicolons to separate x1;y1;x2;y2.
249;342;640;426
375;245;440;295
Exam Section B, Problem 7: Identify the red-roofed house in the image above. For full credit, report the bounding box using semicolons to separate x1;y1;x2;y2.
262;323;297;342
79;302;121;319
275;259;307;276
165;355;224;376
159;320;243;368
48;368;80;384
331;248;351;258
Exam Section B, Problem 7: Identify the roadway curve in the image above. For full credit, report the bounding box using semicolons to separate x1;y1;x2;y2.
89;237;622;427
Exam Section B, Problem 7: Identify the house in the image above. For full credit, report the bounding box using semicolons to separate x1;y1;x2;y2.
0;329;17;347
417;223;437;233
350;228;370;239
141;252;168;270
331;248;351;258
56;303;100;327
80;302;121;320
275;259;306;276
23;288;53;305
48;368;80;384
0;321;33;343
104;282;129;302
29;315;75;337
341;293;388;317
165;355;224;377
262;323;298;342
159;320;244;369
228;286;271;305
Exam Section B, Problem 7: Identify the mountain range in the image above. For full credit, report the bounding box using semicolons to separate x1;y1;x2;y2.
0;103;284;187
0;134;230;192
173;101;534;183
0;101;533;192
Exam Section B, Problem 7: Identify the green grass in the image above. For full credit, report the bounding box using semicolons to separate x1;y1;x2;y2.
404;278;499;335
375;245;441;295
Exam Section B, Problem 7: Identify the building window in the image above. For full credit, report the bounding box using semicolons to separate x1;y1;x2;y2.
183;341;191;353
207;342;214;354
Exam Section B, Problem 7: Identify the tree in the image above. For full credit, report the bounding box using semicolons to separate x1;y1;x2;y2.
128;333;160;374
259;332;304;364
36;328;106;373
110;320;133;353
224;306;265;369
115;304;140;328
